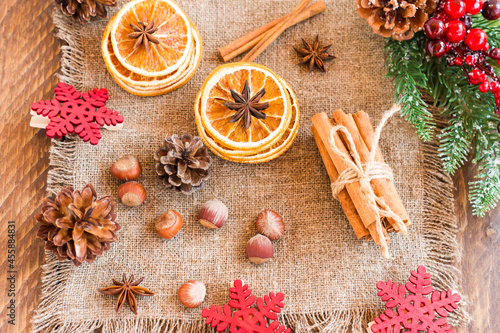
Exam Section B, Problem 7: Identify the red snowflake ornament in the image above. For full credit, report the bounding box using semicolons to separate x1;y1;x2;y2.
371;266;461;333
202;279;291;333
31;82;124;145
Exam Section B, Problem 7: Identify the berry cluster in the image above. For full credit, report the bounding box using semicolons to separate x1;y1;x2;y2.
424;0;500;130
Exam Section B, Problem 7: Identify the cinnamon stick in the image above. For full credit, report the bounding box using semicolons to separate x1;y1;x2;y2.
242;0;312;62
312;125;371;240
220;1;326;62
332;110;408;233
352;111;412;229
311;113;381;235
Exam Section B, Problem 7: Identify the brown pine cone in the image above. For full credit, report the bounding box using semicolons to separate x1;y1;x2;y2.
36;184;120;266
55;0;117;24
154;134;213;195
356;0;438;41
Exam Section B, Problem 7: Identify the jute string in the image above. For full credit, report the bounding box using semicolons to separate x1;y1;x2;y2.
328;105;407;258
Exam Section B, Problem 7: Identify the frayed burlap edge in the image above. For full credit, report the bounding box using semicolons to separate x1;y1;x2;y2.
32;9;470;333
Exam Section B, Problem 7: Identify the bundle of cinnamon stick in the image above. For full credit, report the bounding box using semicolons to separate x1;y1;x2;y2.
311;110;411;258
219;0;326;62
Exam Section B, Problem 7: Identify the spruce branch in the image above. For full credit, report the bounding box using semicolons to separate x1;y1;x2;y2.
385;36;435;141
385;21;500;215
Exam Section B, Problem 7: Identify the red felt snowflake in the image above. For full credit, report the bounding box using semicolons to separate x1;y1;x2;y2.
31;82;124;145
202;279;291;333
371;266;461;333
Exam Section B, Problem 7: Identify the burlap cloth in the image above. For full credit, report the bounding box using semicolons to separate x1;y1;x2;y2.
33;0;469;332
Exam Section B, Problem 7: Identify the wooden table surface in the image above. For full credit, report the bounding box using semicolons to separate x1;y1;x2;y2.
0;1;498;332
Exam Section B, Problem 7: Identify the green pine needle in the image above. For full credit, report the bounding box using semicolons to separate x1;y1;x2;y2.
385;37;435;142
384;15;500;216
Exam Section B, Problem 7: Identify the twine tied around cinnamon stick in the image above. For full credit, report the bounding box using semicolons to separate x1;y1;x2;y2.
328;105;407;258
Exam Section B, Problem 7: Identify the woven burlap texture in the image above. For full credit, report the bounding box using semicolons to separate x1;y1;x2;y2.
33;0;468;332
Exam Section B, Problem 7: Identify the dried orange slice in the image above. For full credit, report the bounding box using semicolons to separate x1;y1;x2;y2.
195;78;299;163
102;17;198;89
198;63;291;152
102;16;202;96
110;0;192;77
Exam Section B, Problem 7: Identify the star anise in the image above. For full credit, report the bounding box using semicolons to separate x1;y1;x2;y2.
128;21;160;53
294;35;336;72
224;80;270;130
98;274;154;315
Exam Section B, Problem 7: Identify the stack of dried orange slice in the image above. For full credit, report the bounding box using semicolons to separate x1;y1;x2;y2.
101;0;201;96
195;63;299;163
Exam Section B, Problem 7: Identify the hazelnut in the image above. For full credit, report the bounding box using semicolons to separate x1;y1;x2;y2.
177;280;206;308
198;199;228;229
155;210;183;239
110;155;142;181
256;210;285;240
246;234;273;264
117;181;146;206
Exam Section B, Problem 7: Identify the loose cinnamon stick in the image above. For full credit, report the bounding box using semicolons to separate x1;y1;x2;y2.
332;110;407;233
220;1;326;62
312;125;371;240
353;111;412;229
242;0;312;62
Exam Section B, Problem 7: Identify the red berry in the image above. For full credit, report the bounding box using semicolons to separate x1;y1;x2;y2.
444;0;467;19
482;0;500;20
484;43;490;51
465;55;476;65
470;69;481;80
496;99;500;107
454;57;464;65
479;82;490;92
464;28;488;51
461;14;473;29
495;91;500;98
498;59;500;66
480;73;489;82
491;81;500;91
424;18;446;39
432;40;449;58
471;79;480;85
445;20;467;43
490;48;500;60
465;0;483;14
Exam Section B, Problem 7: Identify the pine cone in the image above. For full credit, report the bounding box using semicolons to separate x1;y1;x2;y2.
356;0;438;41
36;184;120;266
55;0;117;24
154;134;213;195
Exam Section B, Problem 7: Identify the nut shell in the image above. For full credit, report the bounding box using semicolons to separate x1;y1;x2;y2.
246;234;273;264
155;210;183;239
198;199;228;229
256;210;284;240
117;181;146;206
177;280;206;308
111;155;142;181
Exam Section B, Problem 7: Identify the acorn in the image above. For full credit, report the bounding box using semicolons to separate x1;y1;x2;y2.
198;199;228;229
155;210;183;239
246;234;273;264
255;210;285;240
177;280;206;308
117;181;146;206
110;155;142;181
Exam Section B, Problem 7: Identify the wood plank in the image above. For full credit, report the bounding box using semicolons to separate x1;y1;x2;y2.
454;156;500;333
0;0;59;332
